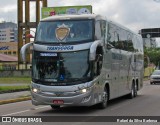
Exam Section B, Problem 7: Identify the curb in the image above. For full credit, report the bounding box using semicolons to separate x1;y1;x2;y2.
0;96;31;105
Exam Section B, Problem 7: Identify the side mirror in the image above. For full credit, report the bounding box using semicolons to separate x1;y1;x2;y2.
21;42;33;62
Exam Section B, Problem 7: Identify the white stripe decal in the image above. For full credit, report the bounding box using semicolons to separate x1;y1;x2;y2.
33;42;93;52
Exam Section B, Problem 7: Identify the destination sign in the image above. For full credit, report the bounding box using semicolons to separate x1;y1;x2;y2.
40;53;57;56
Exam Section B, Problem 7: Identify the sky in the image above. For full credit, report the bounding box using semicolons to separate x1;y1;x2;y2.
1;0;160;33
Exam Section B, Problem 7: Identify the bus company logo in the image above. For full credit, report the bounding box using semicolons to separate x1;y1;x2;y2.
47;46;74;51
54;92;63;97
56;24;70;41
2;117;11;122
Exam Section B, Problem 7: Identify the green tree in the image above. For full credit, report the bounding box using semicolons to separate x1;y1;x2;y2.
144;48;160;68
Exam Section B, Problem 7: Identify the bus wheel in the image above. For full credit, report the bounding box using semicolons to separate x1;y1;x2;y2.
128;83;136;99
134;83;138;97
50;105;60;109
97;87;108;109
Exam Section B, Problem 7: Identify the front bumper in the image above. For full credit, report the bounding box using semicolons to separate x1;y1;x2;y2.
31;90;93;106
150;79;160;83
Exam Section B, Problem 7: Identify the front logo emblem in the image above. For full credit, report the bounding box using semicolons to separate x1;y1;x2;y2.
55;92;63;97
56;24;70;41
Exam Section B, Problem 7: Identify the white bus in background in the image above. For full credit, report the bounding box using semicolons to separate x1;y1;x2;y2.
21;14;144;109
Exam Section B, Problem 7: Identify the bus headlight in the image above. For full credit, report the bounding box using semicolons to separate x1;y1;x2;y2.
32;88;38;93
31;85;41;93
77;87;92;94
82;88;87;93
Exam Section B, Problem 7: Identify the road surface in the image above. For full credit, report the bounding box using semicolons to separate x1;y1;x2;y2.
0;81;160;125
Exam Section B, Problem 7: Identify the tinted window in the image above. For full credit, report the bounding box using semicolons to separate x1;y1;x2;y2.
152;70;160;75
32;50;91;84
36;20;93;43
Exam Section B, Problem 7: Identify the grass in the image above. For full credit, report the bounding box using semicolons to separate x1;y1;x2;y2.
0;77;31;84
0;77;31;92
0;85;30;93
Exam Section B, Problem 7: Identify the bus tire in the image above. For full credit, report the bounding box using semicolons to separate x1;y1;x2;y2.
134;83;138;97
50;105;60;109
128;83;136;99
97;87;108;109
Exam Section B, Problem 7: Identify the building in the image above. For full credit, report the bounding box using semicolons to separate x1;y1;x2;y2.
139;29;158;48
0;42;18;56
143;38;157;48
0;22;17;42
0;22;18;56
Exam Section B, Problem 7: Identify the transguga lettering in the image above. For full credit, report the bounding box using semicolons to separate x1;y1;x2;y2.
47;46;74;51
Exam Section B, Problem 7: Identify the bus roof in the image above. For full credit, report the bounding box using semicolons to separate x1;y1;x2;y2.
41;14;105;21
109;20;141;38
40;14;141;38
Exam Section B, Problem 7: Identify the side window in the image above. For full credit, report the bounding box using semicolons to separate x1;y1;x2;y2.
132;35;139;52
114;31;119;47
137;37;143;52
100;20;106;40
116;29;127;50
132;35;143;52
108;24;114;43
95;21;102;40
127;33;134;52
107;23;119;47
93;47;103;77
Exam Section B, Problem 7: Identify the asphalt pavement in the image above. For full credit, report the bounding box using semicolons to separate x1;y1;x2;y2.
0;91;30;100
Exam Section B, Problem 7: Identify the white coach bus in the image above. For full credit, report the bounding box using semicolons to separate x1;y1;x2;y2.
21;14;144;109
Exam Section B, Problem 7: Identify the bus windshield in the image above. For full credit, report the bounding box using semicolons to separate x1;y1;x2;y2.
32;50;91;85
36;20;93;43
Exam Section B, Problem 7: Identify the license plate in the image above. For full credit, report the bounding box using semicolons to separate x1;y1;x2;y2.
53;100;64;104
